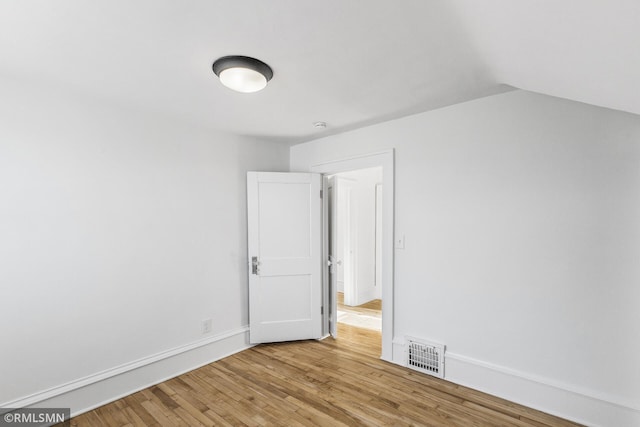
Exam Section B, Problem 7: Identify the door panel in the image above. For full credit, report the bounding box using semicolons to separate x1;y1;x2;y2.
259;182;311;258
257;275;312;321
247;172;323;344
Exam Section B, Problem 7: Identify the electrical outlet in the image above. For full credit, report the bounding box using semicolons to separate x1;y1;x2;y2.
202;318;212;334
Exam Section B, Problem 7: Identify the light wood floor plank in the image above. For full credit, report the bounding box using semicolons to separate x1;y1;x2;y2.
67;323;583;427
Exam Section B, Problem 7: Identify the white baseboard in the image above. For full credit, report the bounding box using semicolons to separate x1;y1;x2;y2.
391;339;640;427
353;286;378;307
4;327;251;418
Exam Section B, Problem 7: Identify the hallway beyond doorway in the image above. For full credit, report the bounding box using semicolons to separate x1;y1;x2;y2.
336;292;381;331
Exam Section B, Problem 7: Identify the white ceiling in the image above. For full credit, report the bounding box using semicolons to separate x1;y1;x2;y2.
1;1;638;144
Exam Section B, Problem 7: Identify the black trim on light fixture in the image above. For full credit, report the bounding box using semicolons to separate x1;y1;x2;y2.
212;56;273;82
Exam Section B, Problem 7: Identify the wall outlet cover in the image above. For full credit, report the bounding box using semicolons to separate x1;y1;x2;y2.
202;319;212;334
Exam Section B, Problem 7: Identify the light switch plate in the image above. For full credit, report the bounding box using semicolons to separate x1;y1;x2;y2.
395;234;405;249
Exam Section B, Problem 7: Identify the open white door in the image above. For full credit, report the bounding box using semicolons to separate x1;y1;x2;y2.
247;172;323;344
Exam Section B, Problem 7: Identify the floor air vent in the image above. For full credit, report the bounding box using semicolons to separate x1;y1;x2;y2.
405;336;445;379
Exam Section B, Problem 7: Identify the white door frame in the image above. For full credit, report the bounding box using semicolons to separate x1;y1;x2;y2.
312;150;394;362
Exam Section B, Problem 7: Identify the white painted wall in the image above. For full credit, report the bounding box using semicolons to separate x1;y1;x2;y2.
334;177;354;295
291;90;640;426
0;75;289;409
336;168;382;305
374;183;383;301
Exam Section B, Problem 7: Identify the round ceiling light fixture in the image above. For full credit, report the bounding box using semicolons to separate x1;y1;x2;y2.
212;56;273;93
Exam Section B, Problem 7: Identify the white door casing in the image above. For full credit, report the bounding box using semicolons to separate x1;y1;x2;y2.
311;150;394;362
247;172;323;344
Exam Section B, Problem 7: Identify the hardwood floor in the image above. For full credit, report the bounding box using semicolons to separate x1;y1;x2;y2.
67;324;582;427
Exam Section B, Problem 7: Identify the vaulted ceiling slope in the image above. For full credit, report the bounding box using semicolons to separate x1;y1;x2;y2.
1;1;638;143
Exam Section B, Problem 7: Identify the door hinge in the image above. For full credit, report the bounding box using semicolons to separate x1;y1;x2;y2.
321;306;324;315
320;189;323;198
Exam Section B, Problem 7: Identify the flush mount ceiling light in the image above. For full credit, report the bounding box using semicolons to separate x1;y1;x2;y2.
212;56;273;93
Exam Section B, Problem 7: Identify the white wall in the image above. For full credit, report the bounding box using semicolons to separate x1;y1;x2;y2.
374;183;383;300
336;168;382;305
291;90;640;426
0;75;289;410
333;176;352;294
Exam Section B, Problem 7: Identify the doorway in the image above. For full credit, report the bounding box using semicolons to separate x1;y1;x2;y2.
312;150;394;362
329;167;383;334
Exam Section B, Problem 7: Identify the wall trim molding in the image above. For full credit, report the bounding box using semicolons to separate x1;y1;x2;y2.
2;326;250;410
